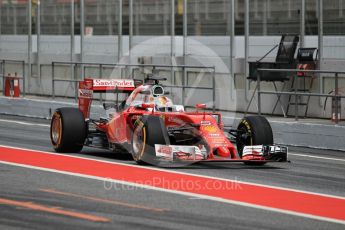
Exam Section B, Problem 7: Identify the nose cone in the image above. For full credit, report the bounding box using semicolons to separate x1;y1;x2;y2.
216;146;231;157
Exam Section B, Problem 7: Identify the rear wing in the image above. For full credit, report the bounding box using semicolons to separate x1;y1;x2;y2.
78;78;140;119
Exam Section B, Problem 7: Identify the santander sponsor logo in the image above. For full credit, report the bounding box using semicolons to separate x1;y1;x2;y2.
158;146;172;155
93;79;134;88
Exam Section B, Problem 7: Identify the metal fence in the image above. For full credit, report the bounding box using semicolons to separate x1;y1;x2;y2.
0;0;331;86
51;61;217;111
257;68;345;124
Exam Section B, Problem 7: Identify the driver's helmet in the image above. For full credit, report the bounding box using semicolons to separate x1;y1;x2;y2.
154;96;173;108
150;85;173;108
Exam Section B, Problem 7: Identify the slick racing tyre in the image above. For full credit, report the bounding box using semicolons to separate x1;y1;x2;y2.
236;116;273;165
131;115;170;165
50;107;87;153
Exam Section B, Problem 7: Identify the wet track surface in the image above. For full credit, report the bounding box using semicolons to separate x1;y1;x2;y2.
0;114;344;229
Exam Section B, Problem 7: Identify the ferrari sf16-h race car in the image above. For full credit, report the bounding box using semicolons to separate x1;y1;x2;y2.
50;76;288;166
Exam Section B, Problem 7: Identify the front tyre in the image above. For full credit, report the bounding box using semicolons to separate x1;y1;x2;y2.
237;116;273;165
131;116;170;165
50;107;87;153
131;119;148;164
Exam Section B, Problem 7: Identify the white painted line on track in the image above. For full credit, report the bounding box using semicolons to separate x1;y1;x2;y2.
290;153;345;162
0;160;344;226
0;119;49;127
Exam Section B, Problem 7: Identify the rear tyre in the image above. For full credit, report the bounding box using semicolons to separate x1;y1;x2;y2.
236;116;273;165
50;107;87;153
131;115;170;165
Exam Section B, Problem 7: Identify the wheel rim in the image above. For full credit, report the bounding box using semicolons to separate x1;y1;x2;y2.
51;114;62;146
132;125;146;160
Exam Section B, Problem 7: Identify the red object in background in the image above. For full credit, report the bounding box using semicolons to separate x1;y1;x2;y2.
4;73;20;97
331;94;342;122
297;63;316;77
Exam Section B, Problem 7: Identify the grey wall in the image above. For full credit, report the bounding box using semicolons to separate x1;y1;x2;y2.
0;35;344;119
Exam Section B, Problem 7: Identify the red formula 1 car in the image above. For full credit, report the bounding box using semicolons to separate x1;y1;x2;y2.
50;76;287;166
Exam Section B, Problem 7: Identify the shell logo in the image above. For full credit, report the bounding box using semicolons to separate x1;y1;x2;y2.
160;114;165;121
202;125;217;133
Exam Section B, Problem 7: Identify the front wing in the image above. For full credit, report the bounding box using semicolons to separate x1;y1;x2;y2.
154;144;288;163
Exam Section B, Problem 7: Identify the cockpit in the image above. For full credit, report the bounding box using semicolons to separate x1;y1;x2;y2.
126;85;184;112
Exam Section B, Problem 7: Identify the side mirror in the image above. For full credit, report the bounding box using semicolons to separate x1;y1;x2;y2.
196;104;206;116
141;103;155;109
196;104;206;110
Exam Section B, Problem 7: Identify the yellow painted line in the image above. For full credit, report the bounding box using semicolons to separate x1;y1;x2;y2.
0;197;110;222
40;188;167;212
